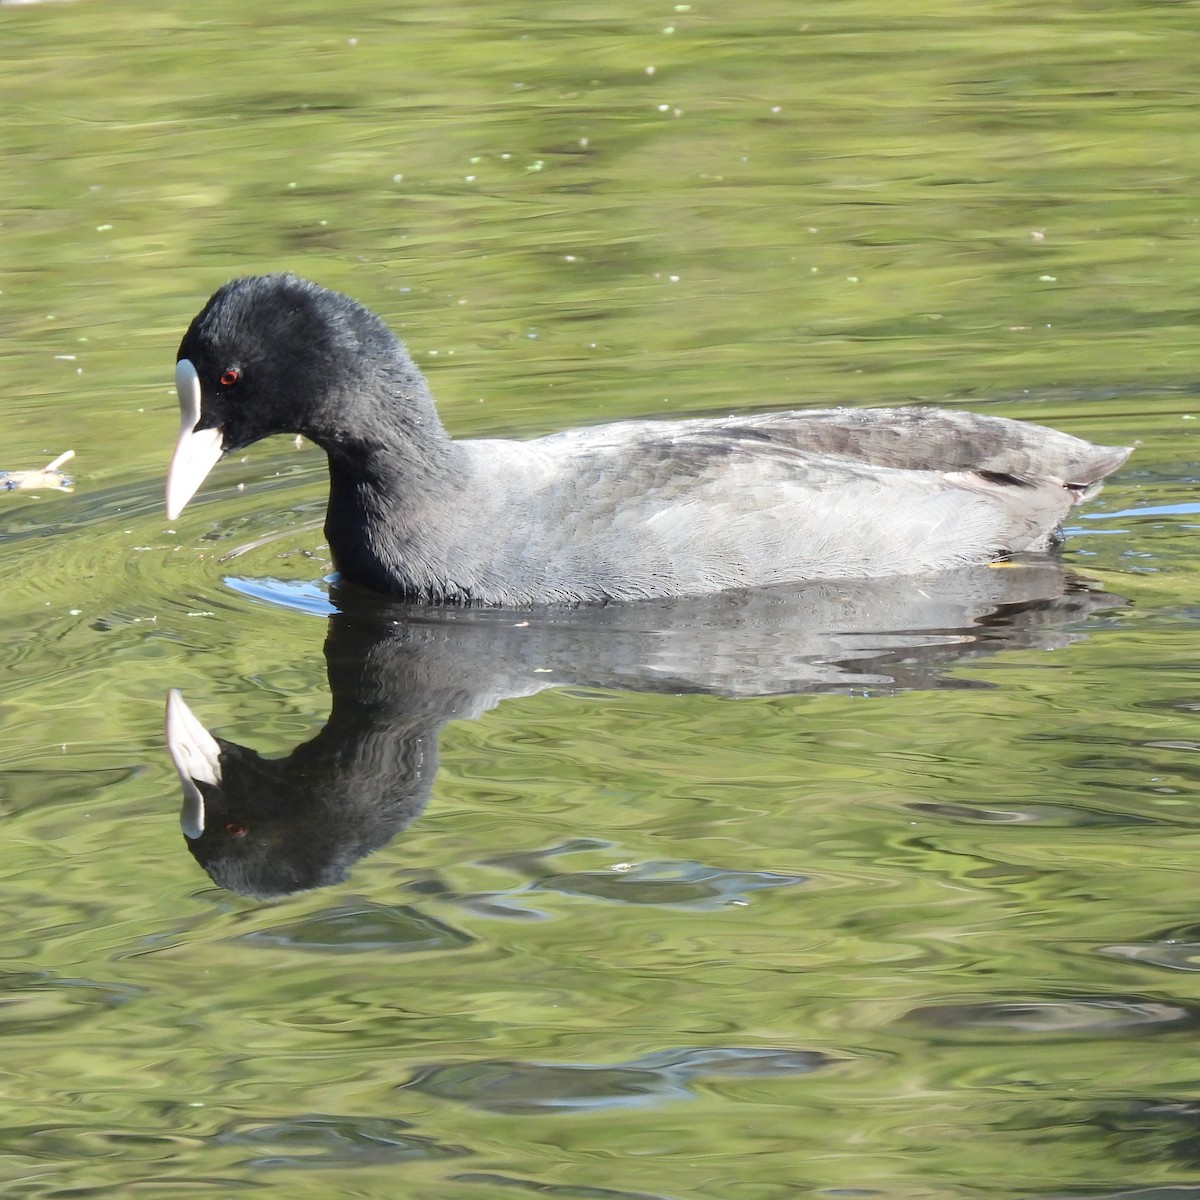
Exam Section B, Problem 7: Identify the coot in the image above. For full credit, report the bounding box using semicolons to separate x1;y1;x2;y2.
166;274;1130;605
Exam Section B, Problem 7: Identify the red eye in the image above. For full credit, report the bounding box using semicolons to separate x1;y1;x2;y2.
220;367;240;387
225;822;247;838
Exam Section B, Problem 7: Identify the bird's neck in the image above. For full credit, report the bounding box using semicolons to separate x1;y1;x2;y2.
321;405;477;600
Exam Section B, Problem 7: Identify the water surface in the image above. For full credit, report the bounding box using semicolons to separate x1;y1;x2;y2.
1;2;1198;1197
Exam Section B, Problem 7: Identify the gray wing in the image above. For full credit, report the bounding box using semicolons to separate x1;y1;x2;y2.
622;406;1131;495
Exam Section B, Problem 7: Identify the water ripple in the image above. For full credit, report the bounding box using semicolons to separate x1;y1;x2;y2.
405;1045;836;1114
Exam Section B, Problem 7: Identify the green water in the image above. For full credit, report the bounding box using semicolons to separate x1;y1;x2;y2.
2;0;1199;1196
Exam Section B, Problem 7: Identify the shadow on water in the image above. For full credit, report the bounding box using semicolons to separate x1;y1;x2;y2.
165;562;1124;899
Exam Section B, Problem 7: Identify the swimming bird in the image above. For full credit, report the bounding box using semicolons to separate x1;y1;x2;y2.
166;273;1130;605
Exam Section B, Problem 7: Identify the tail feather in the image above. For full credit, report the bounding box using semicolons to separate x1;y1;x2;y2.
1065;444;1134;505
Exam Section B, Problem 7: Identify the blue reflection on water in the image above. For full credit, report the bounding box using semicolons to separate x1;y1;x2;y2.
225;576;336;616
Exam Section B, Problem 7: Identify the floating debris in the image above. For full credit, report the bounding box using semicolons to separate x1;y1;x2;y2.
1;450;74;492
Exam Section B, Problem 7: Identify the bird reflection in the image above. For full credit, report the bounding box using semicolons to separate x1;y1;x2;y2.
166;563;1121;898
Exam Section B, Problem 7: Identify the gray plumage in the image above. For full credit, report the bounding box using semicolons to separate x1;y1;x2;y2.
170;274;1131;605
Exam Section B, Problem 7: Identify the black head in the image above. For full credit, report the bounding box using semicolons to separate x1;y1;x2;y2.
166;274;433;520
